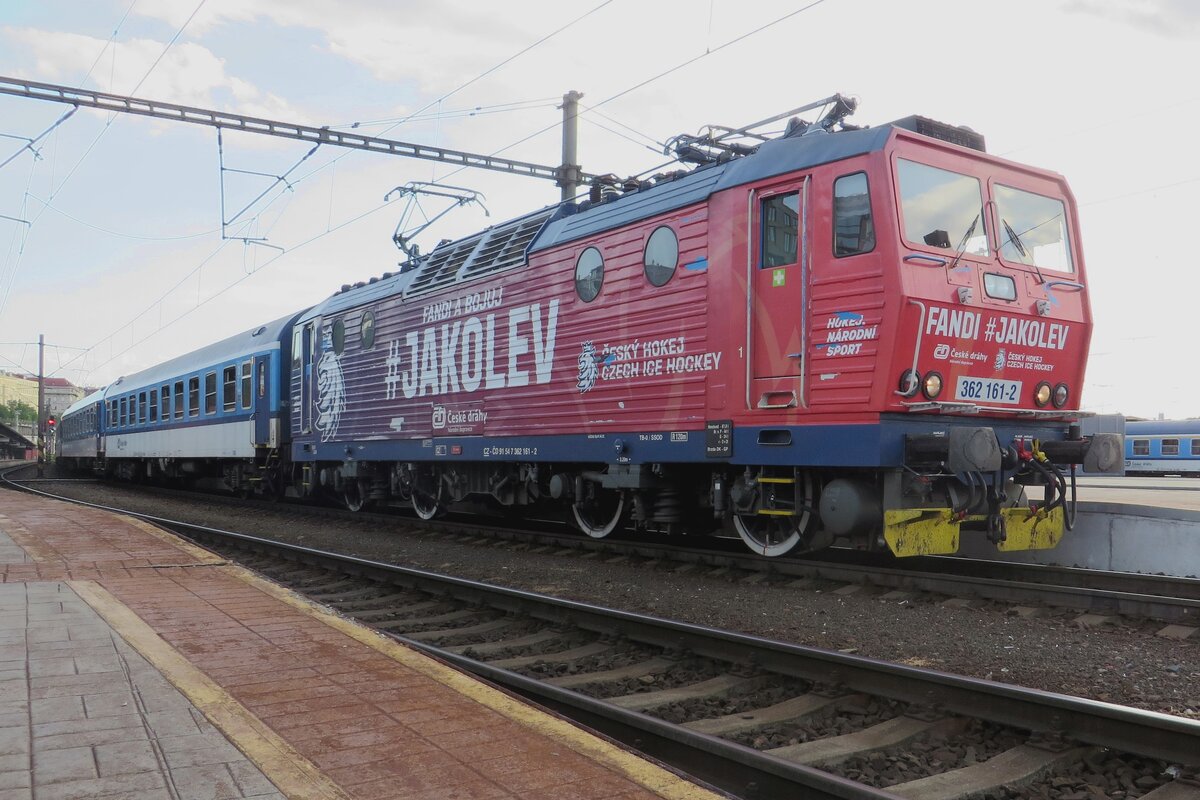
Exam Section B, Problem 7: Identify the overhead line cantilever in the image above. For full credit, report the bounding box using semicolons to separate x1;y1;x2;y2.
0;75;595;184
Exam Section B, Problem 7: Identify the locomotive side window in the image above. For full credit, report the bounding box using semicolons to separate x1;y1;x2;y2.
994;184;1074;273
575;247;604;302
361;311;376;350
761;192;799;267
205;372;217;415
897;159;987;256
1132;439;1149;456
292;329;302;368
833;173;875;256
241;361;252;409
223;366;237;412
188;377;200;417
174;380;184;419
1162;438;1180;456
332;319;346;356
643;226;679;286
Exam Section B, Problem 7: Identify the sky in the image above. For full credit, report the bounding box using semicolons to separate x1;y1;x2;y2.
0;0;1195;419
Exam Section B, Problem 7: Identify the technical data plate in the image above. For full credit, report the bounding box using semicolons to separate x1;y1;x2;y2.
705;420;733;458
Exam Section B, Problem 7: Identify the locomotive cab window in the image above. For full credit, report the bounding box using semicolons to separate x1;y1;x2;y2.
1132;439;1149;456
643;226;679;286
761;192;799;267
897;159;987;256
331;319;345;356
361;311;376;350
575;247;604;302
993;184;1074;273
833;173;875;256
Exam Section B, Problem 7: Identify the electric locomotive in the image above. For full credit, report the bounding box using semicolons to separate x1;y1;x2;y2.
60;97;1122;558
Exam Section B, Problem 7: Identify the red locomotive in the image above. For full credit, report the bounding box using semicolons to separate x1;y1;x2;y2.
63;96;1122;557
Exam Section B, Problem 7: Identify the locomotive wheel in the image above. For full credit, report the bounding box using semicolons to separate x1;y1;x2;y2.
733;469;818;557
411;483;444;520
343;481;370;513
572;490;626;539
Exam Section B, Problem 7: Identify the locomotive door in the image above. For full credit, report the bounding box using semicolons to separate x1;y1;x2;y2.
253;355;271;446
749;176;809;406
300;322;314;434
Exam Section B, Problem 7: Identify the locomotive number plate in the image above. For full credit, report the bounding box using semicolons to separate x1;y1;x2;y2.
955;376;1022;405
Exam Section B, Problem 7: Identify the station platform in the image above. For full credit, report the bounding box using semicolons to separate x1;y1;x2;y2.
0;491;724;800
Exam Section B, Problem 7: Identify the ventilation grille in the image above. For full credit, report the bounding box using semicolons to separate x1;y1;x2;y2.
404;208;555;298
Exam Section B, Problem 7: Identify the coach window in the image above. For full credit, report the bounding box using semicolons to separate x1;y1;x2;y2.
761;192;799;268
205;372;217;415
1132;439;1149;456
188;377;200;417
643;226;678;287
257;360;267;398
160;385;170;421
574;247;604;302
833;173;875;256
108;401;116;427
1192;440;1200;456
149;389;158;423
174;380;184;419
1163;438;1180;456
139;393;147;424
223;366;237;412
332;319;346;356
361;311;376;350
241;361;252;409
119;398;127;428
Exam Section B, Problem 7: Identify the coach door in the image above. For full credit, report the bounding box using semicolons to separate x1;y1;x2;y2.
253;355;271;446
748;176;809;407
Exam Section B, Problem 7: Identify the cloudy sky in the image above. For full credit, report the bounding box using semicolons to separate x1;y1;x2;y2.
0;0;1195;418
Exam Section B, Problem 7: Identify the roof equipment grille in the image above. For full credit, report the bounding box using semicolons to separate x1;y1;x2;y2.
404;208;555;299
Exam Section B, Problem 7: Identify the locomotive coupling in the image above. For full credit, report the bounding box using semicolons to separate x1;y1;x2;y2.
1039;433;1123;474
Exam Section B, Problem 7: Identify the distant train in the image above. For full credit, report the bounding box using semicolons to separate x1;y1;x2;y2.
1124;420;1200;476
58;97;1122;558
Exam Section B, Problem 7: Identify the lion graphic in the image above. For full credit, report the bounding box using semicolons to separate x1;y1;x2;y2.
577;341;598;394
314;349;346;441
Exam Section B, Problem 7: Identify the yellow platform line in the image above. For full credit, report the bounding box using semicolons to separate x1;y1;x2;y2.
70;579;351;800
221;562;728;800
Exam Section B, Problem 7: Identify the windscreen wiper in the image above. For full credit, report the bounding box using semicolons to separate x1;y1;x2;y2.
1003;217;1044;283
947;213;979;272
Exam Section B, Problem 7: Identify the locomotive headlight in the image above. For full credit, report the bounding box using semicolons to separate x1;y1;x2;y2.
1052;382;1069;408
1034;381;1052;407
922;372;943;399
898;369;920;398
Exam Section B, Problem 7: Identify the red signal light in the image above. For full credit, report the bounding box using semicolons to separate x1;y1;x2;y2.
47;416;56;427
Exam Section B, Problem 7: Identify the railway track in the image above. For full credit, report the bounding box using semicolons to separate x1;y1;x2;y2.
14;468;1200;627
5;471;1200;799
